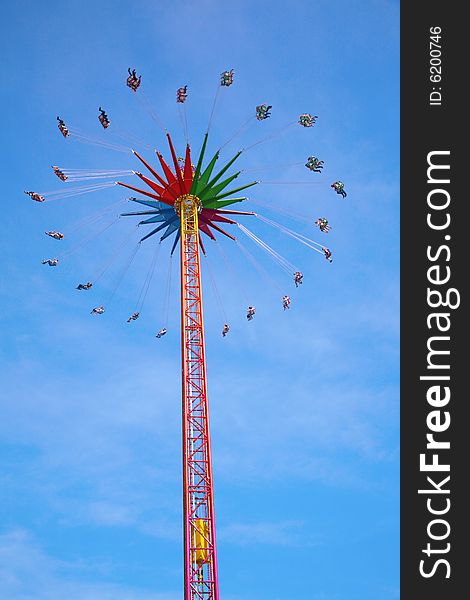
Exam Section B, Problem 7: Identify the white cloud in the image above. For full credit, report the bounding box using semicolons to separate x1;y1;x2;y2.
0;529;179;600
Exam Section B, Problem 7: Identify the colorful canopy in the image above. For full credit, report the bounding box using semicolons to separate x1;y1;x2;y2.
119;133;257;251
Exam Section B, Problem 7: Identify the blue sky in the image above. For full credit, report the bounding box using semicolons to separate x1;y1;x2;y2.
0;1;399;599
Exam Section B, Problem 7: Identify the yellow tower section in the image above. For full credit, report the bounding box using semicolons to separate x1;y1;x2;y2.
175;194;201;236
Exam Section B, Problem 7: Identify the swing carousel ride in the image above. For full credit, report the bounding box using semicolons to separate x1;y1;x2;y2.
26;66;348;600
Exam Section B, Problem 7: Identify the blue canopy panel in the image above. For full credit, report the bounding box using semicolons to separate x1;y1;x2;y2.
170;230;181;255
160;220;179;241
139;209;176;225
140;215;178;242
121;210;163;217
129;198;172;210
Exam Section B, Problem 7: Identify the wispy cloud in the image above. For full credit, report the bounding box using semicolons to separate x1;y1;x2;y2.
0;529;179;600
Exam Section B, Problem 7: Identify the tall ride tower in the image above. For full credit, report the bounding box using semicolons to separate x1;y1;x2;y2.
118;133;257;600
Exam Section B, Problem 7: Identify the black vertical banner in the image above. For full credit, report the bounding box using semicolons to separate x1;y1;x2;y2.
401;4;466;600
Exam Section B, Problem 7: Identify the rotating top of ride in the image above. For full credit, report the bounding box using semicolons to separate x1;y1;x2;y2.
119;132;257;253
35;66;345;274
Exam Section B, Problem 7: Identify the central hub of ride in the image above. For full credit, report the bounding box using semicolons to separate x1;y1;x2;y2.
175;194;201;216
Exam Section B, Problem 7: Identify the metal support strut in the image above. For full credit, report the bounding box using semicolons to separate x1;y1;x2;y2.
178;194;219;600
